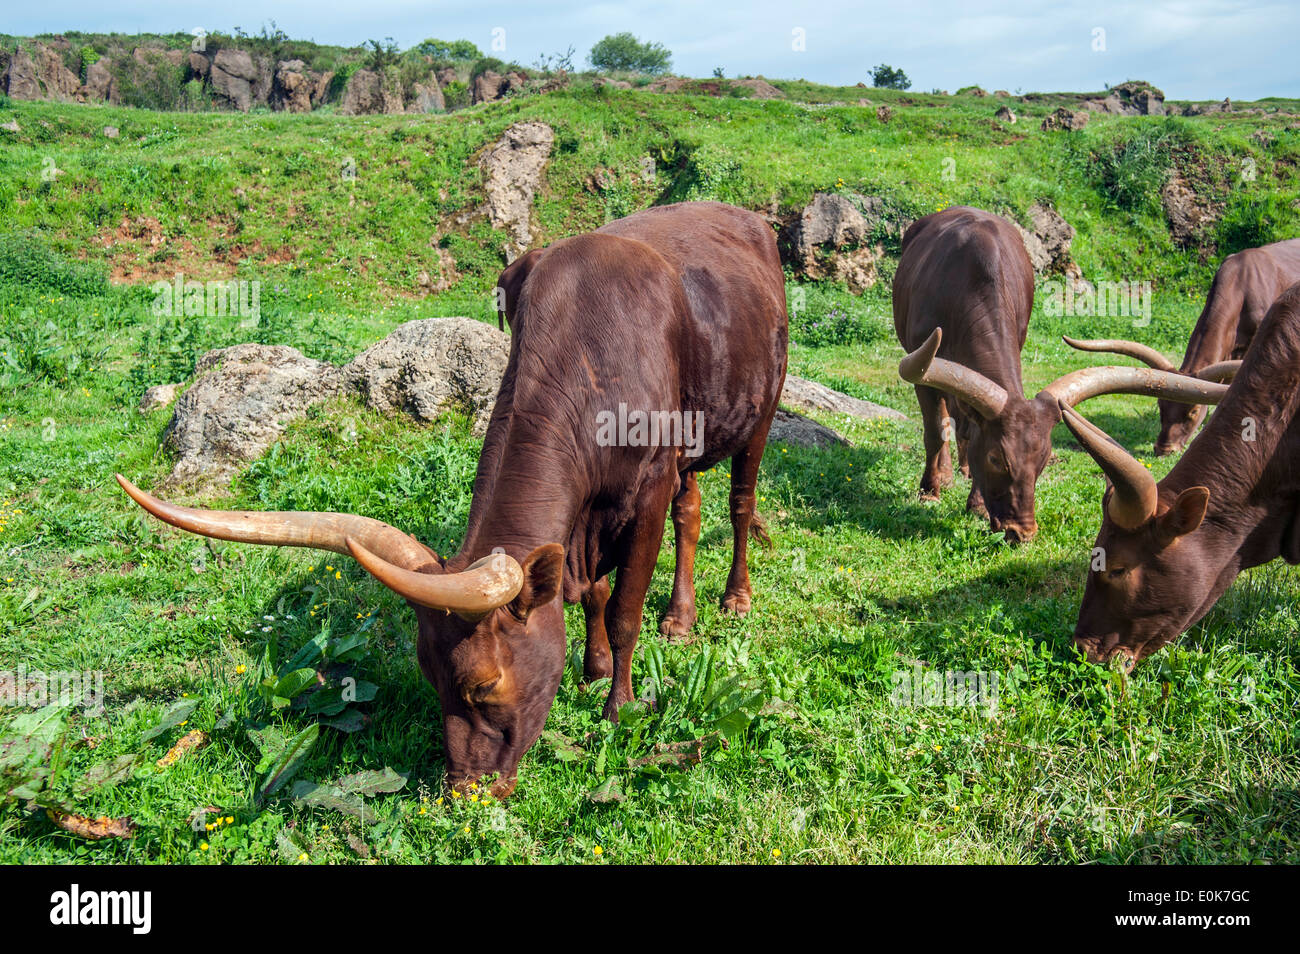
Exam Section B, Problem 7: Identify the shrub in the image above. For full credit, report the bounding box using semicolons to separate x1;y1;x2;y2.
414;38;482;63
588;33;671;75
0;232;108;297
1216;194;1300;256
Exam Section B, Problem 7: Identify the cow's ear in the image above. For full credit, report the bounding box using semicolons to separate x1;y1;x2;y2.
1157;486;1209;544
508;544;564;621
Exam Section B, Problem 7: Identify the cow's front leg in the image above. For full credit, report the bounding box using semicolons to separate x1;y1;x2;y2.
581;575;613;683
916;386;953;500
602;483;673;722
659;471;701;641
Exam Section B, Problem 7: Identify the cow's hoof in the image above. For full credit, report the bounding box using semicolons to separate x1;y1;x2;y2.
720;591;752;616
602;689;633;722
658;613;696;641
919;490;942;503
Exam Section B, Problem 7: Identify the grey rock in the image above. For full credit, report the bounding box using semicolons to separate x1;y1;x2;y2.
480;121;555;254
766;409;849;449
163;344;341;486
341;318;509;434
210;49;257;111
782;375;906;422
408;81;445;113
139;382;182;413
1041;107;1088;131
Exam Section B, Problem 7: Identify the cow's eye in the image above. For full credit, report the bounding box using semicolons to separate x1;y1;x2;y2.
467;677;501;703
1104;566;1129;581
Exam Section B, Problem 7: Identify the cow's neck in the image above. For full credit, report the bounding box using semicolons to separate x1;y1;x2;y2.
452;369;584;567
1179;276;1244;372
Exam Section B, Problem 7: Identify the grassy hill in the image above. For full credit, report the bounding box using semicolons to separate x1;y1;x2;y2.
1;82;1298;863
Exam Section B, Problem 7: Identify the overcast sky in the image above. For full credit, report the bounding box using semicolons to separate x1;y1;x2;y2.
10;1;1298;101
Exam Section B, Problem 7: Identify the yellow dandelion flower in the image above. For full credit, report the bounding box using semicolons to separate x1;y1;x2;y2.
772;848;781;858
593;846;603;856
200;842;209;850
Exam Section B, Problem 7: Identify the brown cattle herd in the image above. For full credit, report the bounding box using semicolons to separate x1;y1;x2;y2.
117;200;1300;796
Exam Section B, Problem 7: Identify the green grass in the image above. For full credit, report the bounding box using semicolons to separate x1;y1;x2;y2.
1;86;1299;864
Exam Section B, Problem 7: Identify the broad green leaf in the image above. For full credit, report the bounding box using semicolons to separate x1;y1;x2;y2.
335;767;406;797
258;723;319;800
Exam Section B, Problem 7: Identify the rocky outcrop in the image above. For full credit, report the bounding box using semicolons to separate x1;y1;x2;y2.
1162;174;1223;248
1041;107;1088;131
471;69;529;104
734;77;784;99
995;105;1016;124
784;192;898;292
2;44;79;101
479;121;555;256
209;48;258;111
408;81;445;113
1005;203;1082;282
340;68;404;115
159;318;510;486
272;60;313;113
78;58;118;104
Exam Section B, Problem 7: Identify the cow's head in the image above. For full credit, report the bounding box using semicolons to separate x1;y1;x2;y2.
1155;398;1206;456
900;329;1228;545
117;475;563;797
1060;407;1215;666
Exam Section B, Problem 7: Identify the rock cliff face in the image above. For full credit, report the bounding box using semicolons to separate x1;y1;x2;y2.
0;39;458;115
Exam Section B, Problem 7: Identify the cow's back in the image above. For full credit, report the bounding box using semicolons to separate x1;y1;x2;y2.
1187;239;1300;365
893;206;1034;392
595;202;788;467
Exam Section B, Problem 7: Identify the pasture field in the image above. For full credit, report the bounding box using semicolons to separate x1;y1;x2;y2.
1;85;1298;864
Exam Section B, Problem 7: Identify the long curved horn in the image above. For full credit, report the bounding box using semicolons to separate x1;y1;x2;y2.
117;474;437;568
1062;336;1177;372
346;539;522;619
1040;366;1229;409
1058;405;1157;529
1196;360;1240;383
899;328;1009;420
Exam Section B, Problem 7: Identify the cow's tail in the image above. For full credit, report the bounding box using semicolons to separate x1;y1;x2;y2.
749;513;773;550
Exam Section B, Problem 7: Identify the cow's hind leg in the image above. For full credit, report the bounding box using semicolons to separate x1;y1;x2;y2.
916;385;954;501
720;429;768;617
602;480;674;722
581;575;613;684
659;471;701;641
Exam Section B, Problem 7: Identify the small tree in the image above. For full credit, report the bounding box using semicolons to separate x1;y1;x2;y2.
365;38;400;72
415;38;482;63
589;33;672;75
870;64;911;90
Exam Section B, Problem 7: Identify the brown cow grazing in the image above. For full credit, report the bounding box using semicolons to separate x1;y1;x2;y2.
118;200;788;797
1062;281;1300;668
1066;238;1300;455
895;205;1228;543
